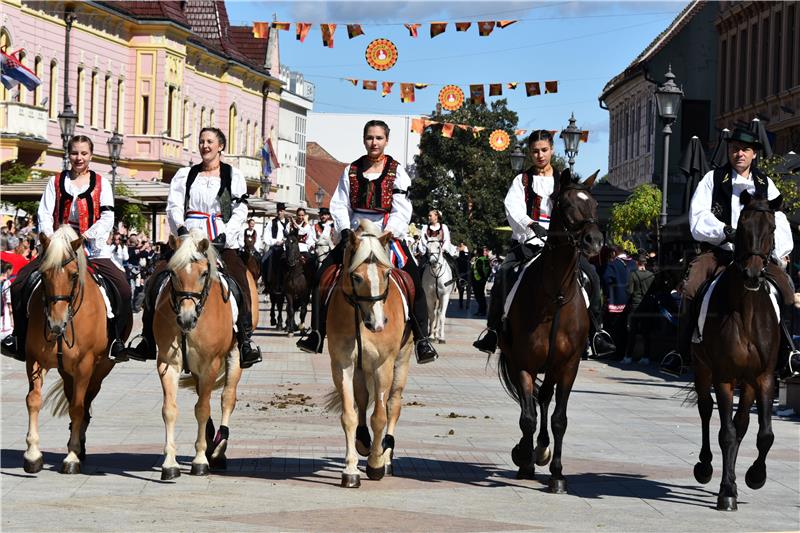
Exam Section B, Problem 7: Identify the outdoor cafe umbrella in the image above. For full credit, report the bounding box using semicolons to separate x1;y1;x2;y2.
709;128;731;169
679;135;710;212
750;117;774;159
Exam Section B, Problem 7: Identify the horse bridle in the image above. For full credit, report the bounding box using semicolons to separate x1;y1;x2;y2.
733;204;775;271
41;253;86;370
168;262;212;318
345;233;391;306
548;186;599;250
425;241;448;281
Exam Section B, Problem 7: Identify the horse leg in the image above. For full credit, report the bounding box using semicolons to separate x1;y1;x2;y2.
333;363;360;488
79;357;115;461
190;368;216;476
366;362;393;481
23;360;47;473
745;374;775;491
354;369;371;457
209;349;243;470
439;288;450;343
62;358;93;474
269;295;276;326
535;378;555;467
714;381;738;511
276;295;284;330
286;294;295;336
512;370;538;480
693;360;714;484
548;366;579;493
158;358;182;480
383;345;412;476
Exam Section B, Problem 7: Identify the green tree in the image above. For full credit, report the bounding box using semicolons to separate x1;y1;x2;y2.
608;184;662;254
114;183;146;232
0;161;43;216
760;155;800;215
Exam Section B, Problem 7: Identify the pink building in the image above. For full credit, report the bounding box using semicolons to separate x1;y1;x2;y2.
1;0;282;196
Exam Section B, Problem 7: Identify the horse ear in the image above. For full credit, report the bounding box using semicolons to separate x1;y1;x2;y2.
559;167;573;189
348;229;359;248
768;194;783;212
583;170;600;189
40;233;50;249
168;234;177;250
197;238;210;253
740;190;752;207
70;236;84;251
379;231;394;248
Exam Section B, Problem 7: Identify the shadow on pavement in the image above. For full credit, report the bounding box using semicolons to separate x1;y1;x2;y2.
566;471;718;508
1;448;174;482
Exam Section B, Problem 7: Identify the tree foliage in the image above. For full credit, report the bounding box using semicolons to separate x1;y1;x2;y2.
760;155;800;215
0;161;42;217
114;183;146;232
608;184;662;254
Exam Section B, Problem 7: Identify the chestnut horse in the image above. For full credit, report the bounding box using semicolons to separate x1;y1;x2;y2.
154;230;257;480
24;226;125;474
690;192;783;511
327;219;414;488
497;169;602;493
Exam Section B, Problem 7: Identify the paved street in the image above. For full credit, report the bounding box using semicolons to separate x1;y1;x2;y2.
2;299;799;532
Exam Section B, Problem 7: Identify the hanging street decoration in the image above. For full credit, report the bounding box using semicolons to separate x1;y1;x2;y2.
366;39;399;71
255;20;518;42
489;130;511;151
438;85;465;111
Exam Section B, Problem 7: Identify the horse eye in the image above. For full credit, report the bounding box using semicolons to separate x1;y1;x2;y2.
200;270;208;278
384;270;391;280
352;274;363;284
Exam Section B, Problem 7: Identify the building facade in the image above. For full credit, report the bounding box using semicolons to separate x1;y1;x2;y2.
275;65;314;206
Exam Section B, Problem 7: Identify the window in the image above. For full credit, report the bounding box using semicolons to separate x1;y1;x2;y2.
760;17;770;99
76;66;84;124
623;108;629;161
183;99;190;149
33;56;43;106
48;61;58;118
228;104;237;153
103;75;112;130
90;70;98;127
646;98;653;153
200;106;206;128
738;28;747;108
635;102;641;157
772;10;782;96
165;86;175;137
116;79;124;133
245;119;251;155
209;108;215;127
0;29;9;102
749;24;758;103
140;95;149;134
727;35;736;111
15;50;25;102
720;38;727;111
786;5;796;90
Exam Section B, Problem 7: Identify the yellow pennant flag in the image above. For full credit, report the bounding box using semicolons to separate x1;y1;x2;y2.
321;24;337;48
507;82;518;90
272;22;291;31
414;83;429;89
252;22;269;38
404;24;420;38
400;83;415;103
496;20;517;28
381;81;394;97
296;23;312;42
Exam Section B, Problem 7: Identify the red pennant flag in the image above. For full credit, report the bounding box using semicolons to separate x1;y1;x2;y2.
414;83;429;89
404;23;420;38
430;22;447;38
381;81;394;97
455;22;472;32
478;21;495;36
548;130;558;136
272;22;291;31
320;24;337;48
400;83;415;103
346;24;364;39
296;23;312;42
362;80;377;90
345;78;358;86
441;123;455;138
545;80;559;94
496;20;517;28
581;130;590;142
411;118;425;134
525;82;541;96
489;83;502;96
507;82;518;90
469;84;485;105
252;22;269;38
514;129;527;136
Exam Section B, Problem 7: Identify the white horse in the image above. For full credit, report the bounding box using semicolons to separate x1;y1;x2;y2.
421;239;453;343
315;232;334;264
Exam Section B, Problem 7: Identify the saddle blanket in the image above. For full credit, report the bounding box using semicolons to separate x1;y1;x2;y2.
158;275;239;331
692;273;780;343
502;254;589;318
27;278;114;319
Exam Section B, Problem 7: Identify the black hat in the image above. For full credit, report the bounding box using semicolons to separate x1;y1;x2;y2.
319;207;330;216
728;128;763;149
276;202;287;211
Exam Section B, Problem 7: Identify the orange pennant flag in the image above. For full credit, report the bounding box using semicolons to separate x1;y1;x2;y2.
381;81;394;97
441;123;455;138
489;83;503;96
455;22;472;32
469;84;485;105
525;82;541;96
400;83;415;103
272;22;291;31
362;80;377;90
507;82;518;90
404;23;420;38
496;20;517;28
545;80;559;94
430;22;447;38
414;83;429;89
423;119;437;127
478;21;495;36
514;129;527;136
252;22;269;38
581;130;590;142
321;24;337;47
548;130;558;136
411;118;425;134
346;24;364;39
296;23;312;42
345;78;358;86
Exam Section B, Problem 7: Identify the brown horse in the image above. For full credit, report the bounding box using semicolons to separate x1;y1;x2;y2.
154;230;257;480
326;219;414;488
24;226;125;474
497;169;602;493
691;192;783;511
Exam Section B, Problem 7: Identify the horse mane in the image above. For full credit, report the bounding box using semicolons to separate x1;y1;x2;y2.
39;225;87;286
167;229;219;279
348;219;392;273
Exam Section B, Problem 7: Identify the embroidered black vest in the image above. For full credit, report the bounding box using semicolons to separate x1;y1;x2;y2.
521;170;558;220
348;155;398;213
710;164;769;225
183;162;235;223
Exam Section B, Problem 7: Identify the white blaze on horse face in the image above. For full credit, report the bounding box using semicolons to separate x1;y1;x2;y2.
576;191;590;202
367;262;385;330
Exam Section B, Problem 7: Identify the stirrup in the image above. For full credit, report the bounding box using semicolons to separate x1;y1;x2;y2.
783;349;800;379
591;330;615;358
472;328;498;354
108;339;128;363
659;350;686;376
123;334;154;362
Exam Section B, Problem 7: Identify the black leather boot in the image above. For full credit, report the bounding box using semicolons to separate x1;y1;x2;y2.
297;284;326;354
473;329;498;354
237;308;262;369
661;298;693;376
1;332;25;362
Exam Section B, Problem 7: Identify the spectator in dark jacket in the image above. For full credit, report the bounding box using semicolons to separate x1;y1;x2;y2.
456;242;471;309
472;247;491;317
624;253;656;363
602;246;636;359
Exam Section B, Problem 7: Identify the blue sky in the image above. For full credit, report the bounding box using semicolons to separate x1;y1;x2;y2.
227;1;686;177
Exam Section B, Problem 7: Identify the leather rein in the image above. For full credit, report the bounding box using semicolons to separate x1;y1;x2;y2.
41;252;86;372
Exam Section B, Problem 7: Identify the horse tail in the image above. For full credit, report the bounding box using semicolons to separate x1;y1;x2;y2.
323;369;375;413
678;381;698;407
43;377;70;418
496;351;521;404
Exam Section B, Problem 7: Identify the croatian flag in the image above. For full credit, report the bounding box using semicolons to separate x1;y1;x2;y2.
261;138;280;175
388;239;407;268
1;50;41;91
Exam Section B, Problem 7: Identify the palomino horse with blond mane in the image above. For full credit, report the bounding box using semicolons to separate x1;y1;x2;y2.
23;226;128;474
154;230;258;480
326;220;415;488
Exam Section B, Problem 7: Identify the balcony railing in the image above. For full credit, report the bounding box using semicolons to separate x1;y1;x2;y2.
125;135;186;164
0;102;48;140
225;155;262;183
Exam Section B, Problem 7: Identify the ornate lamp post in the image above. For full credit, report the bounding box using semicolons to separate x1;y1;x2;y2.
262;175;272;200
57;104;78;170
314;185;325;208
510;143;526;173
107;131;123;191
560;113;581;172
655;65;684;227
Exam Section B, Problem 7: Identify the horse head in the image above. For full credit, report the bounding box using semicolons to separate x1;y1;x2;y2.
426;239;443;266
167;230;218;332
736;191;779;289
315;234;333;258
38;226;87;336
344;220;394;332
551;169;604;257
284;230;302;267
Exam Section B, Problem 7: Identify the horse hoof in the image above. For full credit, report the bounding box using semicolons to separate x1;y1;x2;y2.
385;463;393;476
341;473;361;488
438;339;446;344
745;464;766;490
161;467;181;481
511;444;531;468
516;466;535;480
355;426;372;457
534;446;551;467
366;463;385;481
190;463;210;476
23;456;44;474
287;332;294;338
209;455;227;471
270;317;276;326
60;461;80;475
549;478;567;494
693;462;713;484
716;495;737;511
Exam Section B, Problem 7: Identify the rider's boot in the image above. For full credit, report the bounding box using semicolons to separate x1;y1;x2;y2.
296;285;326;353
584;262;616;359
124;303;157;361
409;294;438;364
779;304;800;380
473;282;501;354
1;324;26;362
236;311;262;369
108;318;128;362
661;297;693;376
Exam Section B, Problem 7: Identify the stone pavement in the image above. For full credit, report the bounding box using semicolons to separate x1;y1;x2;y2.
2;299;799;532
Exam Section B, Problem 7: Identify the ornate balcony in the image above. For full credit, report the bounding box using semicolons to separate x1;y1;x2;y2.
0;102;50;165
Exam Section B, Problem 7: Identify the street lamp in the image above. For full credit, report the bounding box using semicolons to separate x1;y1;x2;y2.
560;113;582;172
262;175;272;200
107;131;123;191
314;185;325;208
510;143;526;173
655;65;684;227
57;103;78;170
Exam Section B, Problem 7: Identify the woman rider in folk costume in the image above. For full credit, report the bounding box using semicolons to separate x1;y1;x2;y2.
419;209;460;278
1;135;133;361
472;129;616;356
296;120;439;364
289;207;317;261
123;127;262;368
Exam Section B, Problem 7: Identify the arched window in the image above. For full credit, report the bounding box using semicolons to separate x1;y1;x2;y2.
245;119;251;156
228;104;237;154
209;108;214;127
16;50;25;102
116;78;124;132
49;60;58;118
200;106;206;128
76;66;85;124
0;28;10;102
103;74;112;130
33;56;43;106
182;99;190;149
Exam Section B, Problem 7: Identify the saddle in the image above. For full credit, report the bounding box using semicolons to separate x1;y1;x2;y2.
92;272;120;320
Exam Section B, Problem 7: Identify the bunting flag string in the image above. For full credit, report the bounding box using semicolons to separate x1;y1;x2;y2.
255;20;518;41
409;118;590;145
342;78;559;103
